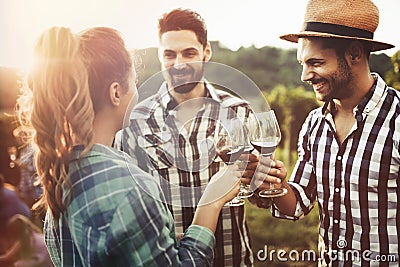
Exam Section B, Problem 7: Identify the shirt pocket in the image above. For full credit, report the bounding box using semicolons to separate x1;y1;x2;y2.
137;133;175;170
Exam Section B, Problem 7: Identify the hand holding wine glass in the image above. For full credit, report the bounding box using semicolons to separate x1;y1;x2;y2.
251;110;287;198
197;164;241;208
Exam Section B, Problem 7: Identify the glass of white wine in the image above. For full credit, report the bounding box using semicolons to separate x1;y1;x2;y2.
251;110;287;198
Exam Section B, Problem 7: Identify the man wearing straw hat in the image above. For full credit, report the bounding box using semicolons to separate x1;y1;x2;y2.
255;0;399;266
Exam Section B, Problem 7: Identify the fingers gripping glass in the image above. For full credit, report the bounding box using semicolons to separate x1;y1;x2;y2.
214;118;246;206
251;111;287;198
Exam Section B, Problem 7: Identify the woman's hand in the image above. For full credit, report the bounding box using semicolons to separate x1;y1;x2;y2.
198;164;241;208
193;165;241;232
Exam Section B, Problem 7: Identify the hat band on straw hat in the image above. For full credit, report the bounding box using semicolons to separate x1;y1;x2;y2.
303;22;374;39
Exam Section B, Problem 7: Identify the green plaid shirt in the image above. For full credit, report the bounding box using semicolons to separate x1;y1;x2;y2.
44;144;215;266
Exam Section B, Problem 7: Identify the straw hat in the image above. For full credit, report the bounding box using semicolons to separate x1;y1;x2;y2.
280;0;394;52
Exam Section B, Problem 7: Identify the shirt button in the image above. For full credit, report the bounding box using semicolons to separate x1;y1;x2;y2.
334;219;339;224
335;188;340;193
337;155;342;161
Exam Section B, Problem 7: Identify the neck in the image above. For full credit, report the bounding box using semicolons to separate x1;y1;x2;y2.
170;81;206;105
92;114;118;147
334;70;375;112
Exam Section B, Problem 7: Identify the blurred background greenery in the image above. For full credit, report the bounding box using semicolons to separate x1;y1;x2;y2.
246;147;320;266
1;42;399;266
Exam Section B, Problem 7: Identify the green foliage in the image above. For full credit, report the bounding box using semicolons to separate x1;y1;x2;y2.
246;148;320;266
264;86;320;166
369;53;393;78
385;51;400;90
211;42;303;91
246;203;320;266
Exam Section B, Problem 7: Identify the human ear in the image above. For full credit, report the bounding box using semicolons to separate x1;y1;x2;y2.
204;42;212;62
109;82;121;106
346;41;364;64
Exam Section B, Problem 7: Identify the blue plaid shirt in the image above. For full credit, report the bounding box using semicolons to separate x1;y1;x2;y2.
44;144;215;266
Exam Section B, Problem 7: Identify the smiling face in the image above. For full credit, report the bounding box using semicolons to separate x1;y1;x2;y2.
297;38;354;102
158;30;211;94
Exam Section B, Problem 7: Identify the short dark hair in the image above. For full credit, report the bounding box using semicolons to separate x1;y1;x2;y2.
158;8;208;48
312;37;371;59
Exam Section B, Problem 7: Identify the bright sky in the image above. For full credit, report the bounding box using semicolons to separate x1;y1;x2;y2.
1;0;399;70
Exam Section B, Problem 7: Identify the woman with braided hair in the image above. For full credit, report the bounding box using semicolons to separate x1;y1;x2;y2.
18;26;240;266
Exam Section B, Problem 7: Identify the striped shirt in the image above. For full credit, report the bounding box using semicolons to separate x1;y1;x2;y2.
44;144;215;266
116;82;255;266
272;74;400;266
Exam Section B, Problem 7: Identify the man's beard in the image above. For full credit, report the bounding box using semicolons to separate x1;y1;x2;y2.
168;62;204;94
312;56;353;102
329;56;353;100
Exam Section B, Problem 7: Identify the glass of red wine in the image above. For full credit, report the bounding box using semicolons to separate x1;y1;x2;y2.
251;110;287;198
214;117;246;206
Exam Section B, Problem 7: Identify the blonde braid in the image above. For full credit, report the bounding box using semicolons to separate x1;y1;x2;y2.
18;27;94;222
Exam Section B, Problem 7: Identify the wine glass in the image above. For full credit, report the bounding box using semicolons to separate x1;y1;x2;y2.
214;118;246;206
251;110;287;198
236;117;255;198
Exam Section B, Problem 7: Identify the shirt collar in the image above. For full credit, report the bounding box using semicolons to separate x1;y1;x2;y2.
360;73;387;115
70;144;126;161
158;80;223;111
321;73;387;121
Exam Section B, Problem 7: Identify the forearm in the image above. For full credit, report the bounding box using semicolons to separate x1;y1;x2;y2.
193;165;240;232
192;202;223;233
271;179;298;216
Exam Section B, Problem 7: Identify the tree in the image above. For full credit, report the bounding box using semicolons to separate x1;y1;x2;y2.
385;50;400;90
264;85;320;167
369;53;392;78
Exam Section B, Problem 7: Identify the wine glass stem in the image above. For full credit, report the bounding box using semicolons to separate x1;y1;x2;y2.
223;162;245;206
263;152;275;191
269;182;275;191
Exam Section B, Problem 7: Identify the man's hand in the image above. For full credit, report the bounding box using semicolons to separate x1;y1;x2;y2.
237;153;259;185
251;155;288;192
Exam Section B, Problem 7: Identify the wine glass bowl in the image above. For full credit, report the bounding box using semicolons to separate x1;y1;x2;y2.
214;118;246;206
251;110;287;198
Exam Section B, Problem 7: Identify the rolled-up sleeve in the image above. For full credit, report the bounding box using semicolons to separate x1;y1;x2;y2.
178;225;215;266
